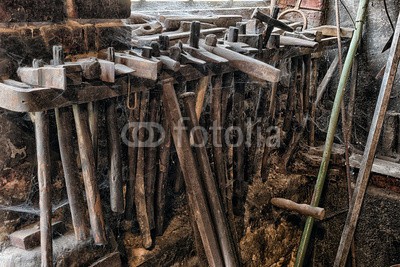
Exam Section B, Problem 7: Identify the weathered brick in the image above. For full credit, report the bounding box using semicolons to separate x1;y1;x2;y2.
279;0;325;11
0;0;65;22
0;0;131;22
73;0;131;19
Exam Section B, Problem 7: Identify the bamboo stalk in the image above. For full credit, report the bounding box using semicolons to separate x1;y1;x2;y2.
294;0;370;265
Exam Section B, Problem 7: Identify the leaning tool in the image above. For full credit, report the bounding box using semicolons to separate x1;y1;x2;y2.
182;92;240;267
162;78;224;267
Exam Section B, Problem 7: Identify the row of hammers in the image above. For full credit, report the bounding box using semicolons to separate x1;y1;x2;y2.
13;7;351;266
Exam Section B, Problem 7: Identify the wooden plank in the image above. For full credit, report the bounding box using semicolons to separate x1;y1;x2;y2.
304;25;354;39
9;221;65;250
349;153;400;179
334;11;400;267
0;82;125;112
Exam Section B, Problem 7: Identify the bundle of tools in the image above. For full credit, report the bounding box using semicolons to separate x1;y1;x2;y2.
0;6;355;266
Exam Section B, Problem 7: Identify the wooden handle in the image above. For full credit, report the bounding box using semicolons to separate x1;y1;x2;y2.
271;197;325;220
280;35;318;48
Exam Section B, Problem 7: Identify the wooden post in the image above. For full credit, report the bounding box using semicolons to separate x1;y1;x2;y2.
73;104;107;245
35;111;53;267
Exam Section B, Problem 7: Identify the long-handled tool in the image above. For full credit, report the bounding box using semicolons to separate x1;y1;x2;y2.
182;92;240;267
135;87;152;249
334;10;400;267
162;78;224;267
34;110;52;267
294;0;369;265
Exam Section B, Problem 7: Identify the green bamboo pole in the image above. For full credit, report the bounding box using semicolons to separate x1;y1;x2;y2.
294;0;369;266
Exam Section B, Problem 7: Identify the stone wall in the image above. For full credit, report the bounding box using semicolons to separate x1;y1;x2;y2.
0;0;131;22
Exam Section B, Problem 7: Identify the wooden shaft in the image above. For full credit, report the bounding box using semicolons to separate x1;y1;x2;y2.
221;73;233;127
233;72;246;215
195;76;210;119
303;55;311;115
263;6;280;48
252;8;294;32
145;91;160;230
155;110;171;236
211;75;228;208
182;92;240;267
125;103;140;221
106;99;124;214
35;111;53;267
135;90;152;249
190;21;201;49
309;58;318;146
88;102;99;167
283;58;298;132
200;37;280;83
162;78;224;267
55;107;90;241
315;55;339;105
271;198;325;220
72;104;107;245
